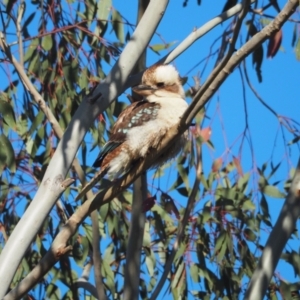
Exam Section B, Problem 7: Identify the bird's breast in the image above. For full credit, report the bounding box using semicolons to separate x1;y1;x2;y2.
156;97;188;126
125;97;188;159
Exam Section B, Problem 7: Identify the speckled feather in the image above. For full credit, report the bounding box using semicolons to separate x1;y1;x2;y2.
93;100;161;168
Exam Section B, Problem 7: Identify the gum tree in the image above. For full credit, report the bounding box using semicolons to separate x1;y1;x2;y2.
0;0;299;299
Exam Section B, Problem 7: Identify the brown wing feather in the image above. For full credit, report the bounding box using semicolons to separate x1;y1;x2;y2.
110;99;160;138
93;100;160;168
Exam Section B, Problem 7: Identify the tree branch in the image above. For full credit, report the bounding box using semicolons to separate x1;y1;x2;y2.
127;0;257;88
183;0;298;126
123;2;149;299
123;174;147;300
183;0;251;125
91;211;107;300
74;262;99;298
16;1;24;66
162;0;255;65
150;144;202;300
74;279;98;299
245;158;300;299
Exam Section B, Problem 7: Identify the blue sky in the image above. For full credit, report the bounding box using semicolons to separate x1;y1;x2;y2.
1;0;300;298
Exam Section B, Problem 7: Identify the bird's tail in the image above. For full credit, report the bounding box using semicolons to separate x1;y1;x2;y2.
75;167;108;201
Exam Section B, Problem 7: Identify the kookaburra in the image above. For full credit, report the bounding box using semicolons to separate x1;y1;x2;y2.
77;64;188;199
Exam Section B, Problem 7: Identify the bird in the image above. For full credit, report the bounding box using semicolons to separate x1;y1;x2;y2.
77;64;188;199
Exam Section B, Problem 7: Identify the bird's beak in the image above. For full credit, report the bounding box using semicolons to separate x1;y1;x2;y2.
132;84;156;96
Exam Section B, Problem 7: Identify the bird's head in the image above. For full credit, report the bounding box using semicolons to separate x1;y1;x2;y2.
132;64;185;100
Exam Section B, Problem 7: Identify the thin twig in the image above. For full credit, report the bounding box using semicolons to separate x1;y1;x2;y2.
183;0;252;126
150;143;202;300
242;60;278;117
16;1;25;66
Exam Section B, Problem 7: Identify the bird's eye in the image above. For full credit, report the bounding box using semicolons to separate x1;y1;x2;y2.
157;82;164;87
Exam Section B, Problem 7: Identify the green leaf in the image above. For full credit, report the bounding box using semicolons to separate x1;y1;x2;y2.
78;67;90;90
102;259;115;294
28;110;44;136
24;39;39;62
150;41;176;53
237;172;250;192
217;242;227;263
28;50;40;74
171;258;185;289
260;195;269;216
198;206;213;224
149;44;165;54
170;174;184;191
288;135;300;145
177;165;190;189
198;266;214;290
257;213;272;227
42;35;53;51
112;9;124;44
94;0;111;39
268;161;281;180
126;31;131;42
296;38;300;61
222;0;238;12
97;0;111;20
213;231;226;255
190;263;199;283
0;100;16;130
46;283;61;299
174;242;187;262
177;186;189;197
6;0;16;14
242;200;256;211
82;223;93;245
243;228;256;242
145;249;155;276
99;203;109;221
246;21;263;82
200;173;209;191
292;23;297;47
246;217;258;232
143;222;151;248
279;280;293;300
23;12;36;29
0;134;16;173
262;185;285;198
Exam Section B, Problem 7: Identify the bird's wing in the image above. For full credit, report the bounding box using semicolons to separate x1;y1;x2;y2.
93;100;160;168
111;99;160;134
93;140;122;167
